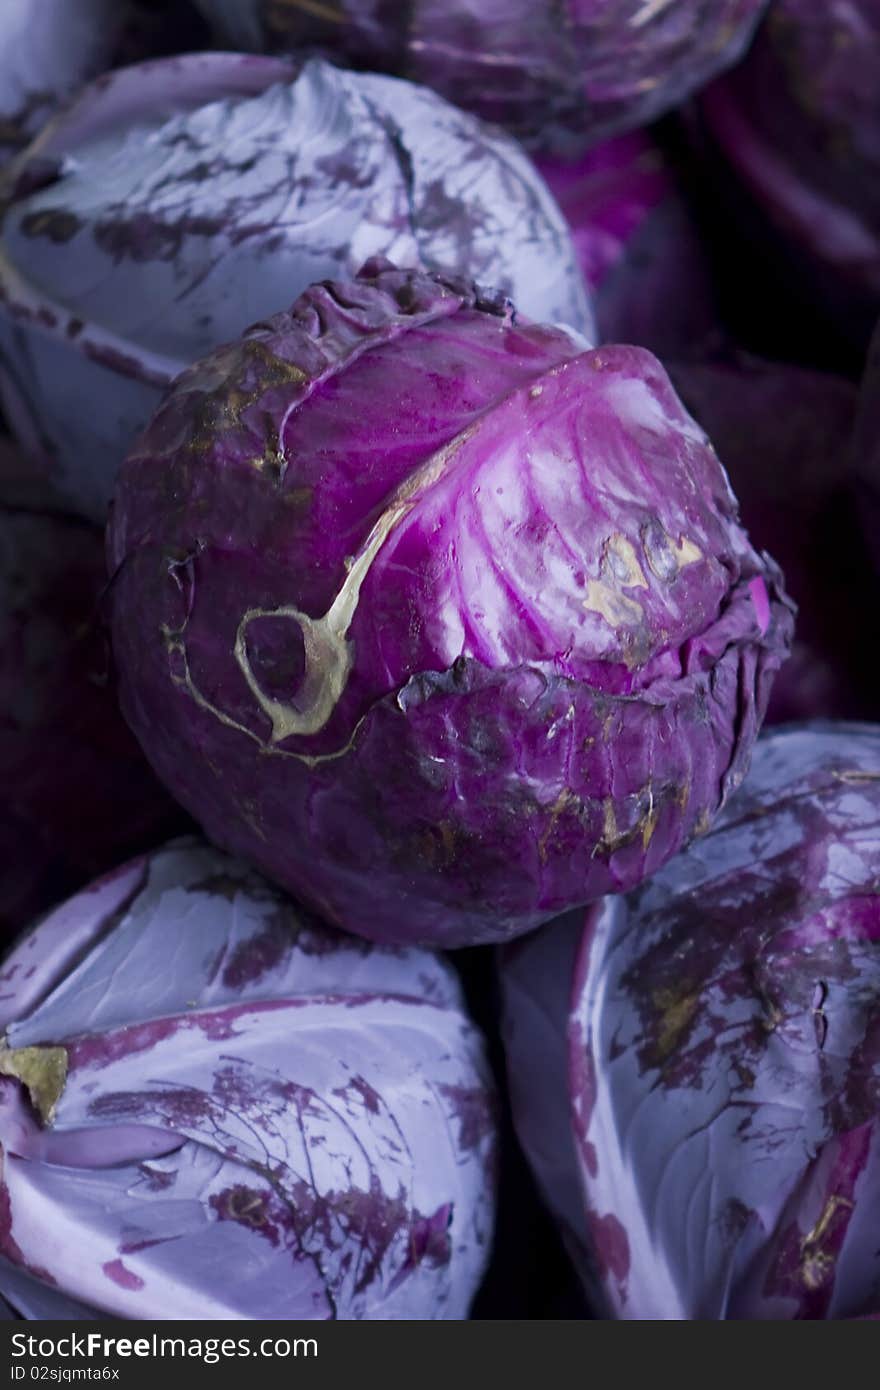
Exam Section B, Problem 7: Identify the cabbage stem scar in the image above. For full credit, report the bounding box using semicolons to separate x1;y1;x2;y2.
0;1042;68;1125
233;424;478;742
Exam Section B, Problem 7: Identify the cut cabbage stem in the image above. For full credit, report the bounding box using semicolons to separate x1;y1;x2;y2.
0;1041;68;1126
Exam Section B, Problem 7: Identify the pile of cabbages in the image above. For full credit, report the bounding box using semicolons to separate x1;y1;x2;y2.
0;0;878;1323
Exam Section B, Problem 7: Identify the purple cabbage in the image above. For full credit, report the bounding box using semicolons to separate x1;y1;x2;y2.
535;130;717;357
502;722;880;1320
0;496;181;946
107;258;794;949
668;355;871;724
194;0;768;154
0;0;123;170
700;1;880;343
0;840;496;1320
0;53;591;522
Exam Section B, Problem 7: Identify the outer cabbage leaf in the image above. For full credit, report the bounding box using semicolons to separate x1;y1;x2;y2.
0;0;121;169
194;0;768;153
502;723;880;1319
0;840;496;1320
0;53;590;520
